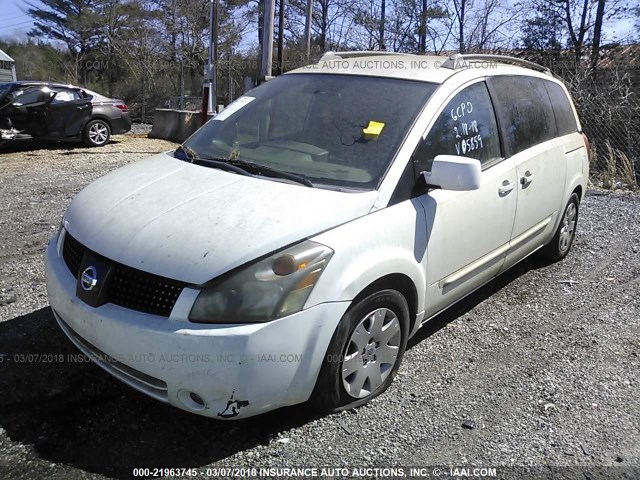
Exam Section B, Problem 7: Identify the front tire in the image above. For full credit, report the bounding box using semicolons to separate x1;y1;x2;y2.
541;193;579;262
311;289;409;414
83;119;111;147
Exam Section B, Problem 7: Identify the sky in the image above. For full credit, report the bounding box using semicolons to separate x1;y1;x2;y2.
0;0;33;40
0;0;635;46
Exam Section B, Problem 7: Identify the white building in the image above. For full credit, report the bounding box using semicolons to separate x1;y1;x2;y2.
0;49;17;82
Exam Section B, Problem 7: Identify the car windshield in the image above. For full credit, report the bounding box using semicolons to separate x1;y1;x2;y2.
182;74;436;190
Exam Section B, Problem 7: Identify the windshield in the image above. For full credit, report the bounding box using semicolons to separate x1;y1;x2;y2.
183;74;436;189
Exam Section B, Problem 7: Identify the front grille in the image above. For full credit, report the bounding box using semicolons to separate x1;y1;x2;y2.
62;232;84;277
62;231;187;317
110;266;184;316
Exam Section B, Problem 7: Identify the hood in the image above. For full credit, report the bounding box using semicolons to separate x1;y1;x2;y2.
64;153;378;284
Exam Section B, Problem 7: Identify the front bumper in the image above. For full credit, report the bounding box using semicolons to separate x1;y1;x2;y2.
44;234;349;419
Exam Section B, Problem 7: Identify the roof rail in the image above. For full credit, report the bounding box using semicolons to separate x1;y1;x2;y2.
320;50;413;61
442;54;551;75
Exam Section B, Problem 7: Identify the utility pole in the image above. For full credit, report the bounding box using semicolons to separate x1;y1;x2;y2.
303;0;312;62
277;0;285;75
259;0;276;82
202;0;218;124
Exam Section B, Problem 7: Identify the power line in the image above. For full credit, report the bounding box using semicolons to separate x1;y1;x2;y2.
0;20;33;30
0;13;32;27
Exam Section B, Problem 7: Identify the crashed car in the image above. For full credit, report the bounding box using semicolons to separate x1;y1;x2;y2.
45;53;588;419
0;81;131;147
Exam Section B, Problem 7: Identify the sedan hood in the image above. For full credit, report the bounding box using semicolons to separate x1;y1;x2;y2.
64;153;378;284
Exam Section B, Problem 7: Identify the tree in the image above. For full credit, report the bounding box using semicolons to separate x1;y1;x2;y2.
452;0;465;52
26;0;104;83
521;2;562;66
450;0;521;54
288;0;356;52
590;0;605;68
530;0;629;66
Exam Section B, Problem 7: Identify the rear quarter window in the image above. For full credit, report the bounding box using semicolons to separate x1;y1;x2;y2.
543;81;579;136
489;75;558;156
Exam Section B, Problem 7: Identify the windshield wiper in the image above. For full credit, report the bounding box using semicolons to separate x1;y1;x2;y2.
226;158;314;188
174;145;313;187
174;145;252;178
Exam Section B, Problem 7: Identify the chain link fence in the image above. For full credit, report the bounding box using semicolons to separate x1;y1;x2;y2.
520;49;640;190
166;96;203;111
570;71;639;190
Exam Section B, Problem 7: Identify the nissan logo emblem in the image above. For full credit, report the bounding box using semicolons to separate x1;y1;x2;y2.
81;266;98;291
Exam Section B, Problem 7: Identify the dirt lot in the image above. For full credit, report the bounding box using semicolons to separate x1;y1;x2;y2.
0;134;639;480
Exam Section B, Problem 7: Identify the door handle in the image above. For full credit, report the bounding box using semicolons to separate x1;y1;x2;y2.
76;105;89;110
498;181;516;195
520;171;534;186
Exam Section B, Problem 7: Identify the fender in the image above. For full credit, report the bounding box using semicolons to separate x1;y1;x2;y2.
307;199;428;332
551;133;588;234
82;113;112;132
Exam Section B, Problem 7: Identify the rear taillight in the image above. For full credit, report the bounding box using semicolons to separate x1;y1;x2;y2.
582;132;591;163
114;104;129;113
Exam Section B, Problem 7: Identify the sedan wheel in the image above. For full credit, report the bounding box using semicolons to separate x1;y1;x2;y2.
83;120;111;147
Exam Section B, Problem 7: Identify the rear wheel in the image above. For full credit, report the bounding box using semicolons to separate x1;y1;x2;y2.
311;289;409;413
541;193;579;262
83;119;111;147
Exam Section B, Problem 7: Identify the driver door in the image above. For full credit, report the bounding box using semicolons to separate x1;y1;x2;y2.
1;86;54;135
413;80;518;317
46;88;92;138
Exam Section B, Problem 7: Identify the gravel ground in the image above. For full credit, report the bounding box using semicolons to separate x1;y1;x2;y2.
0;134;639;480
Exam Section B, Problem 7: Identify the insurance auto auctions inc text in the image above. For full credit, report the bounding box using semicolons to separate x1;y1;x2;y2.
254;466;497;478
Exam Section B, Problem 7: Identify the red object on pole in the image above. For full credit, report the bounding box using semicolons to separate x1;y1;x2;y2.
201;86;209;126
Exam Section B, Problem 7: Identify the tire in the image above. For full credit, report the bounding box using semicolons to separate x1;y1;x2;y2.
83;119;111;147
541;193;580;262
311;289;409;414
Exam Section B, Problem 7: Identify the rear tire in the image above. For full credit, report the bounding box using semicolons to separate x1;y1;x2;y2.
83;119;111;147
541;193;579;262
310;289;409;414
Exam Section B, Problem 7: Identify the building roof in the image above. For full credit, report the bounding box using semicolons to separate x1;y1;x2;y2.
0;49;15;63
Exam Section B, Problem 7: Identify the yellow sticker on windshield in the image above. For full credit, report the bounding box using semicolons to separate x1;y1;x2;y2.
363;121;385;139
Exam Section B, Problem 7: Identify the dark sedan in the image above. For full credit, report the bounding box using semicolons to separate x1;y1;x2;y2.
0;81;131;147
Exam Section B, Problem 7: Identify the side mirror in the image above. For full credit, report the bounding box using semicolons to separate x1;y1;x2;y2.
421;155;481;191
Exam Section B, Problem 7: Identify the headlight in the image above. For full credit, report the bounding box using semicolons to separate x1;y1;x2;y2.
188;240;333;324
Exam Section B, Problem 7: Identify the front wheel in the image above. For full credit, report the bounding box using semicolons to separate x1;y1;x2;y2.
311;289;409;414
83;119;111;147
541;193;580;262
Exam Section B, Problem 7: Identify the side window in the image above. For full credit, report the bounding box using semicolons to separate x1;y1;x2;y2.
490;76;558;156
51;89;81;104
413;81;501;174
9;87;53;106
543;81;578;136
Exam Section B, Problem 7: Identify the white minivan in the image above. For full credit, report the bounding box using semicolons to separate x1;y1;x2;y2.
45;53;589;419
